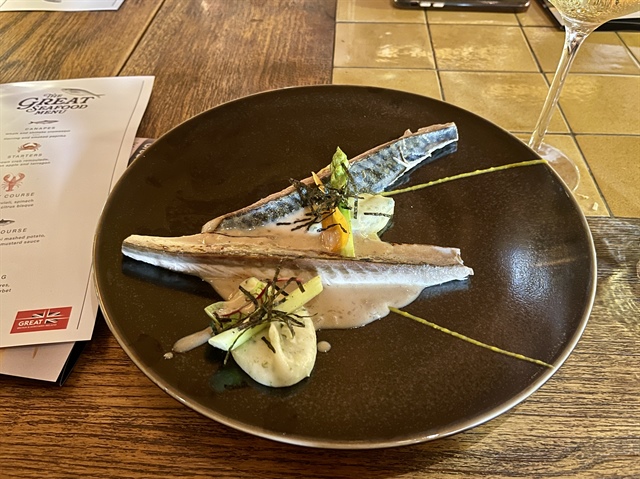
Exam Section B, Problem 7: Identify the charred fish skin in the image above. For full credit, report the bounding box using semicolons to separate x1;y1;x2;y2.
202;123;458;233
348;123;458;194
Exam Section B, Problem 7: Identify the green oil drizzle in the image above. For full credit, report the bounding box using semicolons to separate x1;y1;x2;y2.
389;307;554;369
381;159;548;197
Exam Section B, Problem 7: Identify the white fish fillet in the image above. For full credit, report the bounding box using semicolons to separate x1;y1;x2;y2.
121;123;472;328
122;233;473;288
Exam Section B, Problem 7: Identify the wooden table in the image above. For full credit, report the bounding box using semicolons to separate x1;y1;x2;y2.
1;2;638;477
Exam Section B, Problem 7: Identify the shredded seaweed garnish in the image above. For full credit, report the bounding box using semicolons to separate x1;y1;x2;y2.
209;269;309;363
261;336;276;354
277;163;360;232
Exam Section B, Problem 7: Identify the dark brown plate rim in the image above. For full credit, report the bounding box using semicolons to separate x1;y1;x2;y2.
94;85;597;449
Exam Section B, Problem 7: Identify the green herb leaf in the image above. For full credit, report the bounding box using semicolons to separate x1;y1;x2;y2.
330;147;350;190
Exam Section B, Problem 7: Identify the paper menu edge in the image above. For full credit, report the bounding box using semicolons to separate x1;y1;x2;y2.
0;341;76;382
0;0;125;12
0;75;154;380
0;75;155;348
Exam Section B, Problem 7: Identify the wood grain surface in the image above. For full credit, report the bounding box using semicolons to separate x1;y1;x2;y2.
0;0;164;84
1;218;637;479
119;0;337;138
1;2;639;477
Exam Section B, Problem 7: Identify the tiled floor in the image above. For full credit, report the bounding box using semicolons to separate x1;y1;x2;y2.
332;0;640;218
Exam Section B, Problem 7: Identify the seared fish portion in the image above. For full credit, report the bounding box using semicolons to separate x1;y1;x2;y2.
122;233;473;288
121;122;471;329
203;123;458;232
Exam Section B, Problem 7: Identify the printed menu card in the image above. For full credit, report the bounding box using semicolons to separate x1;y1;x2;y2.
0;76;154;381
0;0;125;11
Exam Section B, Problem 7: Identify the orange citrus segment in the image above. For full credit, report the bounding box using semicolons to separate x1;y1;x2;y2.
321;208;349;253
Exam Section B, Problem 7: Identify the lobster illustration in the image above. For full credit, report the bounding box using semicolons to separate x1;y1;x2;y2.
3;173;26;192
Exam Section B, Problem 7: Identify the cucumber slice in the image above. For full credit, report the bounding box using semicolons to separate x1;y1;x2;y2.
208;276;323;351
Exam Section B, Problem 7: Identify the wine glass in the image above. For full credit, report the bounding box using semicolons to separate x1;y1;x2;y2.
529;0;640;191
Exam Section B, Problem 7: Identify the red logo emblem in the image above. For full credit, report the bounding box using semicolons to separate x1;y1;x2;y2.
2;173;25;192
11;307;72;334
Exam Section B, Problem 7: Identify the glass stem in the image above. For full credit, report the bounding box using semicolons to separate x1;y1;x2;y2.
529;22;595;153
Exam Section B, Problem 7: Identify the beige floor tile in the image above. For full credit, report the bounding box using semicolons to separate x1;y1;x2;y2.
332;68;442;99
525;28;640;74
576;135;640;218
336;0;425;23
440;71;569;133
427;10;519;25
618;32;640;63
334;23;435;69
430;25;538;72
554;74;640;135
517;0;556;27
516;133;608;216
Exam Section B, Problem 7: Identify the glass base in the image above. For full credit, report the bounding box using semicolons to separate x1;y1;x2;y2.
536;143;580;192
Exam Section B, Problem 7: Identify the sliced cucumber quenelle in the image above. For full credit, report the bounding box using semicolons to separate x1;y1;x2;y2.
207;275;323;387
231;311;317;387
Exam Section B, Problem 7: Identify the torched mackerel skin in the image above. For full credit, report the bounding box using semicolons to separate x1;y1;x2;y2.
202;123;458;233
121;122;472;300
